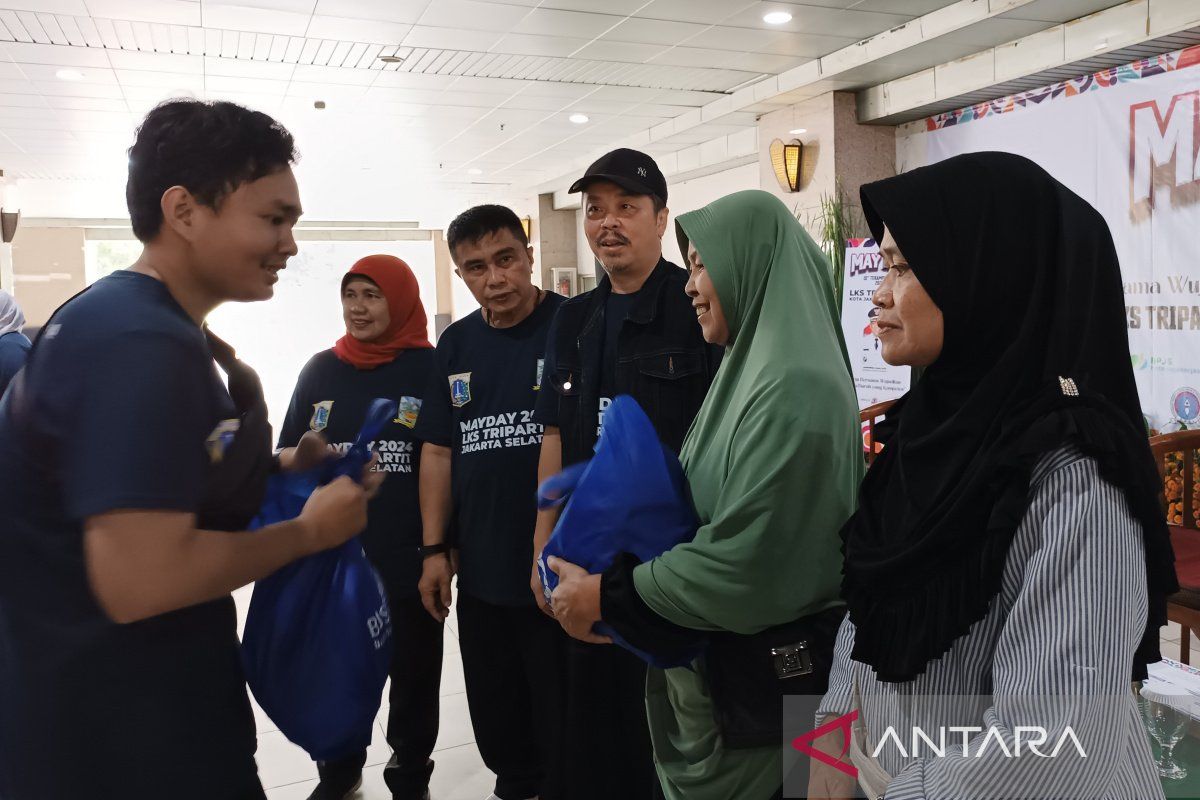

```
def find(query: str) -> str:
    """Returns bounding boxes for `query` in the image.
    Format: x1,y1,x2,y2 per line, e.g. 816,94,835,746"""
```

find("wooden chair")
859,400,896,466
1148,429,1200,664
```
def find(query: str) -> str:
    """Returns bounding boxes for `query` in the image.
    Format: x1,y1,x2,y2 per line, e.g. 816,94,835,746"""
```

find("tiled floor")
234,586,494,800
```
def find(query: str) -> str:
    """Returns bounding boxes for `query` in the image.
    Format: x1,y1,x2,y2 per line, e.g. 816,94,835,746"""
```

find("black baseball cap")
569,148,668,204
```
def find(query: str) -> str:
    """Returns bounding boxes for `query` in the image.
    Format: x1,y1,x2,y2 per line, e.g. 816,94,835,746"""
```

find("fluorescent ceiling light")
569,113,589,124
763,11,793,25
789,128,807,134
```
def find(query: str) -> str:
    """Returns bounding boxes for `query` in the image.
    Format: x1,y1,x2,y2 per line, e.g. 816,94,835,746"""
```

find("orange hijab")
333,255,433,369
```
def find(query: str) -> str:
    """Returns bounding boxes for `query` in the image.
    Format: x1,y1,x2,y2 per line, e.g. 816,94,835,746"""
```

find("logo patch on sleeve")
310,400,334,431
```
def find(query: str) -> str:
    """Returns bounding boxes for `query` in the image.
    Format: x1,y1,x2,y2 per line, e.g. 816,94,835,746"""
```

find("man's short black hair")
651,195,666,214
126,99,298,243
446,204,529,262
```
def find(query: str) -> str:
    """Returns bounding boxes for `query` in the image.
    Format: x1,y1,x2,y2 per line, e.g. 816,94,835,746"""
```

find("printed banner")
841,238,911,409
920,45,1200,432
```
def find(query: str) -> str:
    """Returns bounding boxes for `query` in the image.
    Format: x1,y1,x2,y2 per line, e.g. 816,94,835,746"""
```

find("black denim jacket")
547,258,721,467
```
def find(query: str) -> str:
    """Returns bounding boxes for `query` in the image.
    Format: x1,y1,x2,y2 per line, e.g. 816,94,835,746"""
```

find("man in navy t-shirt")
414,205,565,800
0,100,378,800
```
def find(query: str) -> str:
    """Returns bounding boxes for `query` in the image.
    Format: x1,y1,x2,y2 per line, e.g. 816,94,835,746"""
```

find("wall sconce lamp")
521,216,532,240
0,172,17,243
770,138,803,192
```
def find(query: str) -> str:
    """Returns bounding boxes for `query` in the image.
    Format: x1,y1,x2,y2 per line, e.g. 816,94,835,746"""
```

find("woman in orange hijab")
278,255,440,800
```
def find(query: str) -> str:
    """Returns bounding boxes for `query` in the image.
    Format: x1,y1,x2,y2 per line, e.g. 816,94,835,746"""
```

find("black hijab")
841,152,1176,683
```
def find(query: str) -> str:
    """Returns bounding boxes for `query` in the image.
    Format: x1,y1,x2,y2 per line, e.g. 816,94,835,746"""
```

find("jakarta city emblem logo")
449,373,472,408
310,400,334,432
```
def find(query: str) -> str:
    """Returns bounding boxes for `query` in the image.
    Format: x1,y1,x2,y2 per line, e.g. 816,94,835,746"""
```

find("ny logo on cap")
637,167,647,177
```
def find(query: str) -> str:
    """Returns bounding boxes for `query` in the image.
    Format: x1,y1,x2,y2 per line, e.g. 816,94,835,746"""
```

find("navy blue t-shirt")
0,271,260,798
278,347,433,593
0,330,30,398
413,293,563,607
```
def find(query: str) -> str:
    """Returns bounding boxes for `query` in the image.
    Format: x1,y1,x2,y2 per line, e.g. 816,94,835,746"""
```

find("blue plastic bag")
241,398,396,762
537,395,702,668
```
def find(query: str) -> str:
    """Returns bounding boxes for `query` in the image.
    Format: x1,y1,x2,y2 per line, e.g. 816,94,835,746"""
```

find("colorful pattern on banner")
920,44,1200,432
926,44,1200,131
841,238,911,412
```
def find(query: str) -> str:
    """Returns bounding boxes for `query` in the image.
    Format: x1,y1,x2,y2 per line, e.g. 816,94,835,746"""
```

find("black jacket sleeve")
601,552,708,661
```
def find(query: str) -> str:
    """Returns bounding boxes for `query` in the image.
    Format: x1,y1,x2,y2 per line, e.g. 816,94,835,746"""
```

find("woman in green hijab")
548,189,862,800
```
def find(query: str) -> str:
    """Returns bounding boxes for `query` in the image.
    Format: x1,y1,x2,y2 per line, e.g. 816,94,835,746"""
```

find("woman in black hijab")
810,152,1175,799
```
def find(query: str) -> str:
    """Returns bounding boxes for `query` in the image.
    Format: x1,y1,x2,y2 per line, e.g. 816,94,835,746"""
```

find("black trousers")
317,573,443,800
562,638,657,800
456,591,566,800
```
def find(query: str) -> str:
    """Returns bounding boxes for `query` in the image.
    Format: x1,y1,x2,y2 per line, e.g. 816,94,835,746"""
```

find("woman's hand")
277,431,333,473
547,556,611,645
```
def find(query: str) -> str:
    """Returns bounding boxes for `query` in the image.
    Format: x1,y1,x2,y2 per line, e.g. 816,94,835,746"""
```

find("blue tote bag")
537,395,702,668
241,398,396,761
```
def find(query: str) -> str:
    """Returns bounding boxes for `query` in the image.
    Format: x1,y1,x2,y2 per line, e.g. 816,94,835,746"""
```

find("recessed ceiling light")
569,113,590,124
763,11,792,25
468,168,483,175
313,100,326,109
789,128,807,135
55,69,83,81
378,55,404,63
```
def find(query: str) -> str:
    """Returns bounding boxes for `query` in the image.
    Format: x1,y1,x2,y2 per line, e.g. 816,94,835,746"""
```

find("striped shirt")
819,448,1163,799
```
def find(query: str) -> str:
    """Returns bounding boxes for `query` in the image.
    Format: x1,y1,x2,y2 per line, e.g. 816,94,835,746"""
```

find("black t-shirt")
413,293,563,607
277,347,433,593
0,271,261,797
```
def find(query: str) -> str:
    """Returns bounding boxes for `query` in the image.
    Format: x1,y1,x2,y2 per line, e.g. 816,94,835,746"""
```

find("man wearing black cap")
531,149,720,798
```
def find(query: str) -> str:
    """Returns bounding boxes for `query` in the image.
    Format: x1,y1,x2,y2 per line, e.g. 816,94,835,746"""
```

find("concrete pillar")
536,192,579,295
431,229,454,338
758,91,895,240
10,227,86,326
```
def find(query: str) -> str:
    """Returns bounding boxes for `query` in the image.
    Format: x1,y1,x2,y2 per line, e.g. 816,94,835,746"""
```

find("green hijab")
632,189,862,633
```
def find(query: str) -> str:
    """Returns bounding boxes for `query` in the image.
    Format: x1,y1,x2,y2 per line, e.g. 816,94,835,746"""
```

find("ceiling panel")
203,55,296,79
286,81,369,100
310,0,431,23
496,32,591,57
604,17,711,45
201,4,310,36
114,69,206,89
1000,0,1126,24
758,30,860,56
720,3,914,39
846,0,957,13
513,8,624,38
415,0,529,32
43,95,128,112
289,64,377,85
305,16,413,45
635,0,759,25
0,41,111,67
936,17,1053,48
0,1,90,12
84,0,202,26
204,74,288,94
203,0,315,12
573,40,667,63
403,26,505,51
34,80,125,99
106,50,203,74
